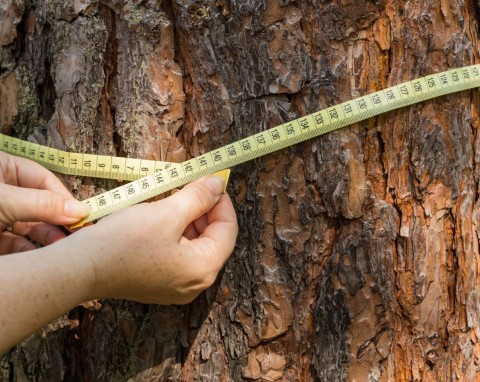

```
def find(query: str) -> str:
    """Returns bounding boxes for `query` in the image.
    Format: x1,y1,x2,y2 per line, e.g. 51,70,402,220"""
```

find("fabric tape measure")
1,64,479,228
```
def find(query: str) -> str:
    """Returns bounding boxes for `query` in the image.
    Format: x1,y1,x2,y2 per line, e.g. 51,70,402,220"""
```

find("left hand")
0,152,90,254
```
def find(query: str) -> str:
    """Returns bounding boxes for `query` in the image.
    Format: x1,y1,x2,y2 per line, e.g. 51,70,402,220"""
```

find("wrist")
46,230,99,303
66,225,124,301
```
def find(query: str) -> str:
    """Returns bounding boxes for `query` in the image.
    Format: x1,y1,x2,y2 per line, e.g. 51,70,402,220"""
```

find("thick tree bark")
1,0,480,381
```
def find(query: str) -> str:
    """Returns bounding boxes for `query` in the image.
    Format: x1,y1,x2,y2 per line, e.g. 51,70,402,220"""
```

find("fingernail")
64,200,91,218
204,175,226,196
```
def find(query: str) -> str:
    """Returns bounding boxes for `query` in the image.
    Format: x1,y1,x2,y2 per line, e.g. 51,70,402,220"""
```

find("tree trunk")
1,0,480,381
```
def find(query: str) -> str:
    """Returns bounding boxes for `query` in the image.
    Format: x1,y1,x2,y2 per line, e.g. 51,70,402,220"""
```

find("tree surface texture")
1,0,480,381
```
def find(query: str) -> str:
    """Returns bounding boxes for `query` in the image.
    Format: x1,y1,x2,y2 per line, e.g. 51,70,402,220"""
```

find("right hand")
69,174,238,304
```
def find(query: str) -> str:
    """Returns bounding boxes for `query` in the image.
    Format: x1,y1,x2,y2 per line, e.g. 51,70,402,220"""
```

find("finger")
165,175,226,230
28,224,67,245
183,222,199,240
2,152,73,199
0,183,90,225
183,214,209,240
193,214,209,235
181,194,238,269
0,232,36,255
12,222,67,246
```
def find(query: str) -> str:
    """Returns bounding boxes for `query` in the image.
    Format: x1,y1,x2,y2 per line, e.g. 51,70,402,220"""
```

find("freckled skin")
0,152,238,353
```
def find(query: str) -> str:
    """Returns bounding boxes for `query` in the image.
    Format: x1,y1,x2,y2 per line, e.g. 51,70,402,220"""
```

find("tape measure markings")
81,65,480,224
1,65,479,227
0,135,174,181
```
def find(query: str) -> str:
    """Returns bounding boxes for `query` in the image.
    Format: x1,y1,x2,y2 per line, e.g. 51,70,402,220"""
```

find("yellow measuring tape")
1,64,479,228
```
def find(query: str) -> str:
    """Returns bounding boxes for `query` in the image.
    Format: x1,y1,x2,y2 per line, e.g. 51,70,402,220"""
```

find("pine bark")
1,0,480,381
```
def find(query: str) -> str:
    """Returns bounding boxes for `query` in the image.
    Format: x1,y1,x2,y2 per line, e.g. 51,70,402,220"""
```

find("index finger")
1,152,73,199
181,194,238,269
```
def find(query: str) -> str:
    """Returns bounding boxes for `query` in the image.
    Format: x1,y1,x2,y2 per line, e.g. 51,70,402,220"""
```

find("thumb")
165,174,226,228
0,184,90,225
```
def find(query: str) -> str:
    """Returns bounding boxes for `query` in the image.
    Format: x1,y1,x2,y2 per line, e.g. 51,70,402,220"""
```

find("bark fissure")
95,3,118,155
1,0,480,381
472,0,480,37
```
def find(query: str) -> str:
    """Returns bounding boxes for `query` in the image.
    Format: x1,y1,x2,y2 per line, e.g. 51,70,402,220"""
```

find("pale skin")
0,152,238,353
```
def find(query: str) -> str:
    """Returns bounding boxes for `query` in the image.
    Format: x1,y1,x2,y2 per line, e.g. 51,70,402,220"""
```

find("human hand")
67,174,238,305
0,152,90,254
0,160,237,353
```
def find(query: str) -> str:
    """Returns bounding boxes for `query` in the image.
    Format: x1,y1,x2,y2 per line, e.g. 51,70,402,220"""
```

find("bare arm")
0,153,237,353
0,239,94,352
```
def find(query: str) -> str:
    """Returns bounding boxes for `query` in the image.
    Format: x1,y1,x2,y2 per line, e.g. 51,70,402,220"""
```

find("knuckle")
191,266,219,292
0,185,14,224
13,236,33,253
19,241,34,252
175,273,216,305
199,272,218,290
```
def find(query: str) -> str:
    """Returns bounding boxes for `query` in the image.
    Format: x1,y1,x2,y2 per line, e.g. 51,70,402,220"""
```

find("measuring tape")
1,64,479,228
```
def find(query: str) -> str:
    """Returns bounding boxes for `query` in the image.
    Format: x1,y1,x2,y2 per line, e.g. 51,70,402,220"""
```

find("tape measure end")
70,218,87,230
214,169,231,193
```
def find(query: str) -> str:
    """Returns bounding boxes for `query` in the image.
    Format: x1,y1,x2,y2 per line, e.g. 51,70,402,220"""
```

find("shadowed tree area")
1,0,480,380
